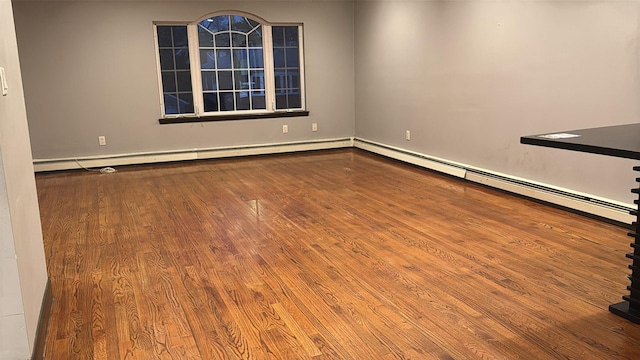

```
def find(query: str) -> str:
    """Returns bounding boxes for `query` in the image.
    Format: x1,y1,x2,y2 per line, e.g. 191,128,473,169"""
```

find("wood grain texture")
36,149,640,359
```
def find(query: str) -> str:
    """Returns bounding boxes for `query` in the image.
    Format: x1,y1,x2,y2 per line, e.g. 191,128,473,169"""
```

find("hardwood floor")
36,149,640,359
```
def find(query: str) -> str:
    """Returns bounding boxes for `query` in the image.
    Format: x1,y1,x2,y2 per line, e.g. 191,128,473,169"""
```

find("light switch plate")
0,67,7,96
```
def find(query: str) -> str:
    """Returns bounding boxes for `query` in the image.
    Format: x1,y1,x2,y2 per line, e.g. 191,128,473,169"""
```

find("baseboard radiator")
32,136,634,224
354,138,634,224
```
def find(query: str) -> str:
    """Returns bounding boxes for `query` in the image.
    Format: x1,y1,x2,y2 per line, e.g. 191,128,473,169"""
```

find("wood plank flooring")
36,149,640,359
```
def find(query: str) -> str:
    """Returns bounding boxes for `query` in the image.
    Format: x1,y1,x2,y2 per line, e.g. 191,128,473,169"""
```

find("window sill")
159,110,309,124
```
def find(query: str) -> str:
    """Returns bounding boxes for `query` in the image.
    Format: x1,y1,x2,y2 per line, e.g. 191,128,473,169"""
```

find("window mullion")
262,25,275,112
188,23,203,116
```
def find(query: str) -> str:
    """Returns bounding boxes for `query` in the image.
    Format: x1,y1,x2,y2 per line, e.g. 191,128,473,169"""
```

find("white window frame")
153,13,306,120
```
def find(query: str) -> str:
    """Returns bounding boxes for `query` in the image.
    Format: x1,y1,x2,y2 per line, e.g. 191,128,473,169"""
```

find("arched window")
154,12,305,121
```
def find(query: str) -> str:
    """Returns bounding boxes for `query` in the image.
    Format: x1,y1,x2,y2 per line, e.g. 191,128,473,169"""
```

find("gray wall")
0,0,48,357
13,1,355,159
355,0,639,204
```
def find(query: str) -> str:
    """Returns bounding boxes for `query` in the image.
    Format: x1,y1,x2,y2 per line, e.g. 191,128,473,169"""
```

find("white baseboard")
33,138,354,172
354,138,635,224
354,139,467,178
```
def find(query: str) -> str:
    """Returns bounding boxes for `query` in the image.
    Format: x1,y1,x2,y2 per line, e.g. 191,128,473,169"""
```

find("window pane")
159,49,174,70
274,69,285,89
174,49,190,69
219,92,235,111
215,33,230,47
287,69,299,88
178,93,194,113
164,94,179,114
247,18,260,29
172,27,188,47
249,49,263,68
161,72,176,92
248,28,262,47
250,70,264,90
218,71,233,90
176,71,192,91
200,50,216,69
232,33,246,47
233,49,248,68
272,26,284,46
203,92,218,112
201,16,229,33
157,26,172,47
201,72,217,91
198,28,214,47
273,48,285,68
287,93,301,108
275,94,287,109
285,26,298,46
236,92,250,110
216,49,232,69
252,92,266,109
234,70,249,90
231,16,256,33
285,48,299,67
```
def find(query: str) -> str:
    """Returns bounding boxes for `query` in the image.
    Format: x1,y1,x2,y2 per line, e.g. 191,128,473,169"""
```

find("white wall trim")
354,138,467,178
354,138,635,224
33,137,354,172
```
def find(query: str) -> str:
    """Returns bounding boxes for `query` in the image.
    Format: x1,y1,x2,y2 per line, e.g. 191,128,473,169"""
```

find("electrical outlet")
406,130,411,141
282,125,288,134
98,136,106,146
312,123,318,132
